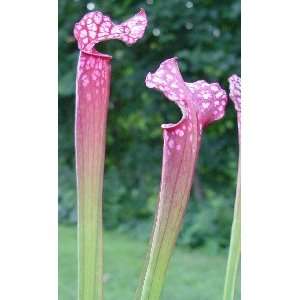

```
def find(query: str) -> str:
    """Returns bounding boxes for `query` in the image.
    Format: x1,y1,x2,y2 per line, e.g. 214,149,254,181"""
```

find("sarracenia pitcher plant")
223,75,241,300
74,10,147,300
136,58,228,300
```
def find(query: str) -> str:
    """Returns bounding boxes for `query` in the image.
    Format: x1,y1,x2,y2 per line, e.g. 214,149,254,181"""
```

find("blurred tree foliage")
59,0,240,249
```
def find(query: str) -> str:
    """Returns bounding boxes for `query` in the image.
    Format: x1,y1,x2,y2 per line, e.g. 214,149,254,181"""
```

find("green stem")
223,158,241,300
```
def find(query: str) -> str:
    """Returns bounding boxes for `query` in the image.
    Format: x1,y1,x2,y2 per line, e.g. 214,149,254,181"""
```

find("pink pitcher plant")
135,58,228,300
223,74,241,300
74,10,147,300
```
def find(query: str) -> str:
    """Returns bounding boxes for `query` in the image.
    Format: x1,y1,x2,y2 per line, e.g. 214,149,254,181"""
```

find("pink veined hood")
228,74,241,140
74,9,148,55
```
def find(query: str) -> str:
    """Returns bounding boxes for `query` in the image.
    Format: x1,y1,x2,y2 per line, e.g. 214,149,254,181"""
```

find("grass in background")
59,226,240,300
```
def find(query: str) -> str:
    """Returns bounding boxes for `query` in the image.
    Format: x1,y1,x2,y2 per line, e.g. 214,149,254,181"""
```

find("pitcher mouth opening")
83,48,112,60
161,102,187,130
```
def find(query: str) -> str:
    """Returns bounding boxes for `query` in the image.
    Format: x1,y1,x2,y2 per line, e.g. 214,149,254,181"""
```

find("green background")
59,226,240,300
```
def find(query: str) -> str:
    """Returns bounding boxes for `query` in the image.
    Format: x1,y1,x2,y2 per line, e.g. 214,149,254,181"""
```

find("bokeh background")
59,0,240,299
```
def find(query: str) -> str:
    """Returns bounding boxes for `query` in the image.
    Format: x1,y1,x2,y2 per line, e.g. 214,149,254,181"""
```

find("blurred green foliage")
59,225,241,300
59,0,240,249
